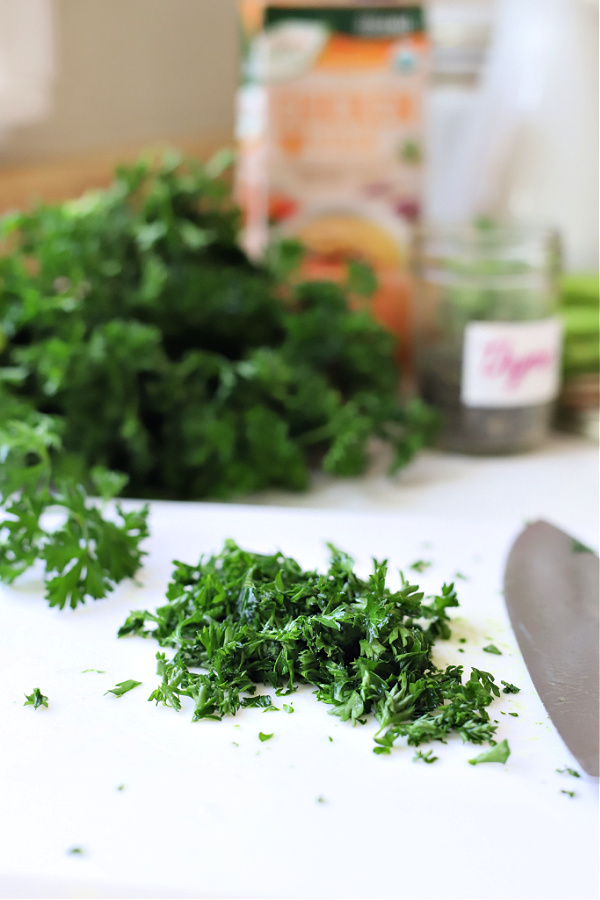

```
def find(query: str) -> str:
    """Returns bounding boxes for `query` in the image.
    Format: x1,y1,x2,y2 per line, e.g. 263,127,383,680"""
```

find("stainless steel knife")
504,520,599,777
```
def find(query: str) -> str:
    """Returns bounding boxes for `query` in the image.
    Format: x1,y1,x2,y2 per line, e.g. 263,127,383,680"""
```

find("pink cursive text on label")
480,339,555,390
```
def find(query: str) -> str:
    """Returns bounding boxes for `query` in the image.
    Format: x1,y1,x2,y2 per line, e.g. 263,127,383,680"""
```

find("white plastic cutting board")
1,504,598,900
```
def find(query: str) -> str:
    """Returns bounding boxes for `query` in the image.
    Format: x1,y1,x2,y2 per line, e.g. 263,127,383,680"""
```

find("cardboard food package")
236,0,430,370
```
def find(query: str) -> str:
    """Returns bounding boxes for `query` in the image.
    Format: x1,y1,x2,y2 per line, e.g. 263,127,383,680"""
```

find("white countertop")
1,432,598,900
243,432,599,545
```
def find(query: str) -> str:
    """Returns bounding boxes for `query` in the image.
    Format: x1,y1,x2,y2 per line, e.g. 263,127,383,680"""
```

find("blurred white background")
0,0,597,269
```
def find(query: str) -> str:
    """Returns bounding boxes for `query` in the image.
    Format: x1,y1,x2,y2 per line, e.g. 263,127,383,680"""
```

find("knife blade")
504,520,599,777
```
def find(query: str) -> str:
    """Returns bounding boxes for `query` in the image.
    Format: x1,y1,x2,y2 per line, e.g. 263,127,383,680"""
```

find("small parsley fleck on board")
104,680,142,697
468,739,511,765
241,695,274,709
283,704,294,714
571,538,594,554
316,796,326,804
501,681,520,694
410,560,432,573
67,847,84,856
483,644,502,655
413,749,438,764
116,784,125,791
561,790,576,798
82,669,105,674
258,732,274,742
24,688,48,709
557,767,580,778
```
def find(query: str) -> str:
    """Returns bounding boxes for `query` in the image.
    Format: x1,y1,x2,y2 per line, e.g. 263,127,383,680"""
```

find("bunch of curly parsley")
0,150,436,607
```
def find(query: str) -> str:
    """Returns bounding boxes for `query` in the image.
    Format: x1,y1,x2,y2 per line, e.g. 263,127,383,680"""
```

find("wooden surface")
0,134,232,214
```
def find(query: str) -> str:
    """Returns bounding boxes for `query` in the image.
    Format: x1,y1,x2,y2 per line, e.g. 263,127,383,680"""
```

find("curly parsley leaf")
346,259,378,298
241,695,275,709
571,538,594,554
410,560,432,573
414,749,438,764
104,680,142,698
24,687,48,709
468,739,511,765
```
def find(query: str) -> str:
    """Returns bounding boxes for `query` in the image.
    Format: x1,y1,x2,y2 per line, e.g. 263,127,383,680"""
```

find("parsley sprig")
120,540,502,755
0,413,149,608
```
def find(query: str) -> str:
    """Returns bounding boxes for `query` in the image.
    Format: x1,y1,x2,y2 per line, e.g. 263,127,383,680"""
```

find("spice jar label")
461,317,563,408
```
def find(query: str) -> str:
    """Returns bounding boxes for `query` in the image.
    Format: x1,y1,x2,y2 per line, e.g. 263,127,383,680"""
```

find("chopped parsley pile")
119,540,505,756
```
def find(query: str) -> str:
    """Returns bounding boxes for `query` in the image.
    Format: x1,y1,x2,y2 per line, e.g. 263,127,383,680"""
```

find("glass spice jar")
413,223,563,454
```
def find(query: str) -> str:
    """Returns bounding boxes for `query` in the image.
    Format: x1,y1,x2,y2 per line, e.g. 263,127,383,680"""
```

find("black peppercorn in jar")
413,223,563,454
